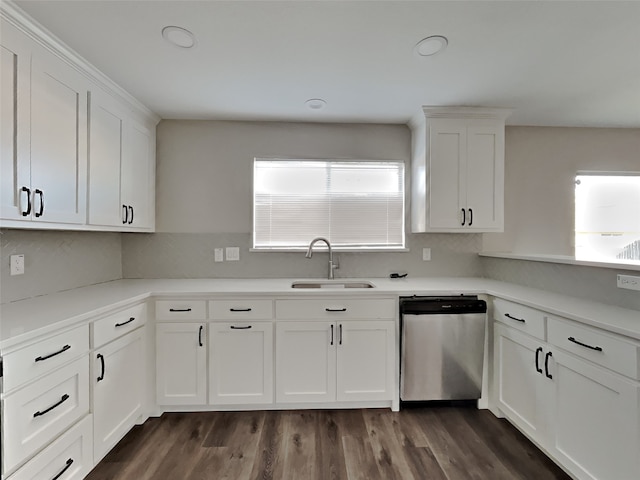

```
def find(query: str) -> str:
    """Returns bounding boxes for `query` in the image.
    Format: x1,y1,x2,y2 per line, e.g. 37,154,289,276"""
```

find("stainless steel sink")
291,280,375,289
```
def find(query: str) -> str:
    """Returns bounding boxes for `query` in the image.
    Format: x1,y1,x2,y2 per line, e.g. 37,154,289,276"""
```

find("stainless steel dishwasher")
400,296,487,402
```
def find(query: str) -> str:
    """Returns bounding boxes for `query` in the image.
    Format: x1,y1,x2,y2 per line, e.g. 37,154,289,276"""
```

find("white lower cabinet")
92,328,145,463
209,322,273,405
156,322,207,405
8,415,93,480
275,320,395,404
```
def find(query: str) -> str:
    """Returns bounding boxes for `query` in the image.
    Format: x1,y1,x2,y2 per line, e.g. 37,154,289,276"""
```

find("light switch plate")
214,248,224,262
10,254,25,275
226,247,240,261
422,248,431,261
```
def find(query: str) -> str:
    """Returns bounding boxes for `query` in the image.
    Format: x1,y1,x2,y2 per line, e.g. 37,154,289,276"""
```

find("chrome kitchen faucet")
305,237,338,279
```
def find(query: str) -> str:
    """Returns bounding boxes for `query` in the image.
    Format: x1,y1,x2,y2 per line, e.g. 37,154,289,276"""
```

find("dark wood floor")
87,407,570,480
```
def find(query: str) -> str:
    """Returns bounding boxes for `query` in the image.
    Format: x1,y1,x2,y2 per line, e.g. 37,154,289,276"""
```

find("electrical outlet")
422,248,431,261
226,247,240,261
214,248,224,262
617,274,640,291
10,254,25,275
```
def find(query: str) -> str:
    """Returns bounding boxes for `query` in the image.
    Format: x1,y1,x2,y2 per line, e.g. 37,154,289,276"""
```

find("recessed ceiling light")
162,26,196,49
415,35,448,57
305,98,327,110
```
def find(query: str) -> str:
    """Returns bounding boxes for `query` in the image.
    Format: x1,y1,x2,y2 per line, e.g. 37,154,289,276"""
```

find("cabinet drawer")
547,315,640,379
2,325,89,393
209,299,273,320
276,298,396,320
7,415,93,480
93,303,146,348
493,298,545,340
2,356,90,475
156,300,206,320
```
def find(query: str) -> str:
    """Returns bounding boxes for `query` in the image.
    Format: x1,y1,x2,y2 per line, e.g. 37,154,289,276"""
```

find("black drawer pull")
169,308,192,312
115,317,135,327
535,347,543,374
325,308,347,312
468,208,473,226
97,353,105,382
330,324,334,345
544,351,553,379
128,205,134,224
568,336,603,352
339,324,343,345
35,189,44,217
461,208,466,226
35,344,71,362
505,313,526,323
51,458,74,480
230,308,252,312
33,394,69,417
198,325,203,347
21,186,31,216
230,325,252,330
122,205,128,224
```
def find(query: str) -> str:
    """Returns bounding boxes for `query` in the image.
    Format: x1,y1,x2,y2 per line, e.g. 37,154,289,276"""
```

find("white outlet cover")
617,274,640,291
214,248,224,262
422,248,431,261
10,254,25,275
226,247,240,261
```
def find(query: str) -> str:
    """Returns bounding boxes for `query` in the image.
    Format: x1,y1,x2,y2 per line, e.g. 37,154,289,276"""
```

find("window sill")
250,247,410,253
479,252,640,272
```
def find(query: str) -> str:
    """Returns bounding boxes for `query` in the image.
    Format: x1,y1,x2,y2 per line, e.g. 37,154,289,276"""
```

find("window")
575,173,640,264
253,159,405,250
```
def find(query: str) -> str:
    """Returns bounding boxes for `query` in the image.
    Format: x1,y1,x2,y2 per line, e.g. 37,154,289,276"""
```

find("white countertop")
1,277,639,350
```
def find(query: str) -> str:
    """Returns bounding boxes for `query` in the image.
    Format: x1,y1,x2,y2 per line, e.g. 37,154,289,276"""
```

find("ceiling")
12,0,640,127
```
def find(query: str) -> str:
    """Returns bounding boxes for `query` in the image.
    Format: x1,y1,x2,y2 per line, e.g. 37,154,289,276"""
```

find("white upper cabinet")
410,107,510,233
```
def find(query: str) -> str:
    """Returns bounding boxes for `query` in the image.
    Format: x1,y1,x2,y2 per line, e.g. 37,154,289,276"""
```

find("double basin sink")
291,280,375,289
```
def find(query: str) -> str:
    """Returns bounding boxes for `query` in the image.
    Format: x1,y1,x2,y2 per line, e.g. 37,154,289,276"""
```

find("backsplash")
481,256,640,311
122,232,483,280
0,229,122,304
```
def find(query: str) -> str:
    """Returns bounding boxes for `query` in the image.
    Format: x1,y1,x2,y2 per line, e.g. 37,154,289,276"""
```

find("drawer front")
8,415,93,480
3,356,90,475
156,300,206,321
493,298,545,340
3,325,89,393
548,315,640,379
93,303,146,348
209,299,273,320
276,298,396,320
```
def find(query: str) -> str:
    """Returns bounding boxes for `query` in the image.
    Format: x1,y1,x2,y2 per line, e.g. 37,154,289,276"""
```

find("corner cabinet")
410,107,511,233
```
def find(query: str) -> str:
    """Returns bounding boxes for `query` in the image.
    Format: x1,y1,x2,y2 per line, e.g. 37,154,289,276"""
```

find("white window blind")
253,159,405,249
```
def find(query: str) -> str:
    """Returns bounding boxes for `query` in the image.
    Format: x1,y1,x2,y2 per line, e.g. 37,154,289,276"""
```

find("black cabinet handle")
115,317,135,327
33,394,69,418
21,186,31,216
230,308,252,312
97,353,105,382
339,324,343,345
35,189,44,217
535,347,543,374
330,324,334,345
122,205,128,224
169,308,192,312
505,313,526,323
544,351,553,379
51,458,74,480
198,325,203,347
325,308,347,312
568,336,603,352
128,205,134,224
468,208,473,226
35,344,71,362
230,325,252,330
461,208,466,226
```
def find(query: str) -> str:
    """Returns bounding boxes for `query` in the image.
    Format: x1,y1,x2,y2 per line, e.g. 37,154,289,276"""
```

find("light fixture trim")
162,26,196,49
305,98,327,110
415,35,448,57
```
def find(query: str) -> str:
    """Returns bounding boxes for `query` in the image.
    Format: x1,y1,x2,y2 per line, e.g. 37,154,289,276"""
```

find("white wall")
483,127,640,255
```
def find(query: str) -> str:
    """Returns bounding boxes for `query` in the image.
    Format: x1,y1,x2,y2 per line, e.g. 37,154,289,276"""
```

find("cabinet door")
30,46,87,224
465,125,504,230
428,120,466,229
550,350,639,480
336,321,394,402
209,322,273,405
1,20,31,221
121,118,154,229
494,324,549,441
156,323,207,405
275,321,336,403
93,328,144,463
88,88,125,227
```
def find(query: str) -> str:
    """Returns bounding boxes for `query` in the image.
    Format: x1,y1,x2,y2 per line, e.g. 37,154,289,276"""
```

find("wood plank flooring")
86,407,570,480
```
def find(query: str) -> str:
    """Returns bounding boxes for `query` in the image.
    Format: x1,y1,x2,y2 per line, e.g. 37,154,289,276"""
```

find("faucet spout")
305,237,337,279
